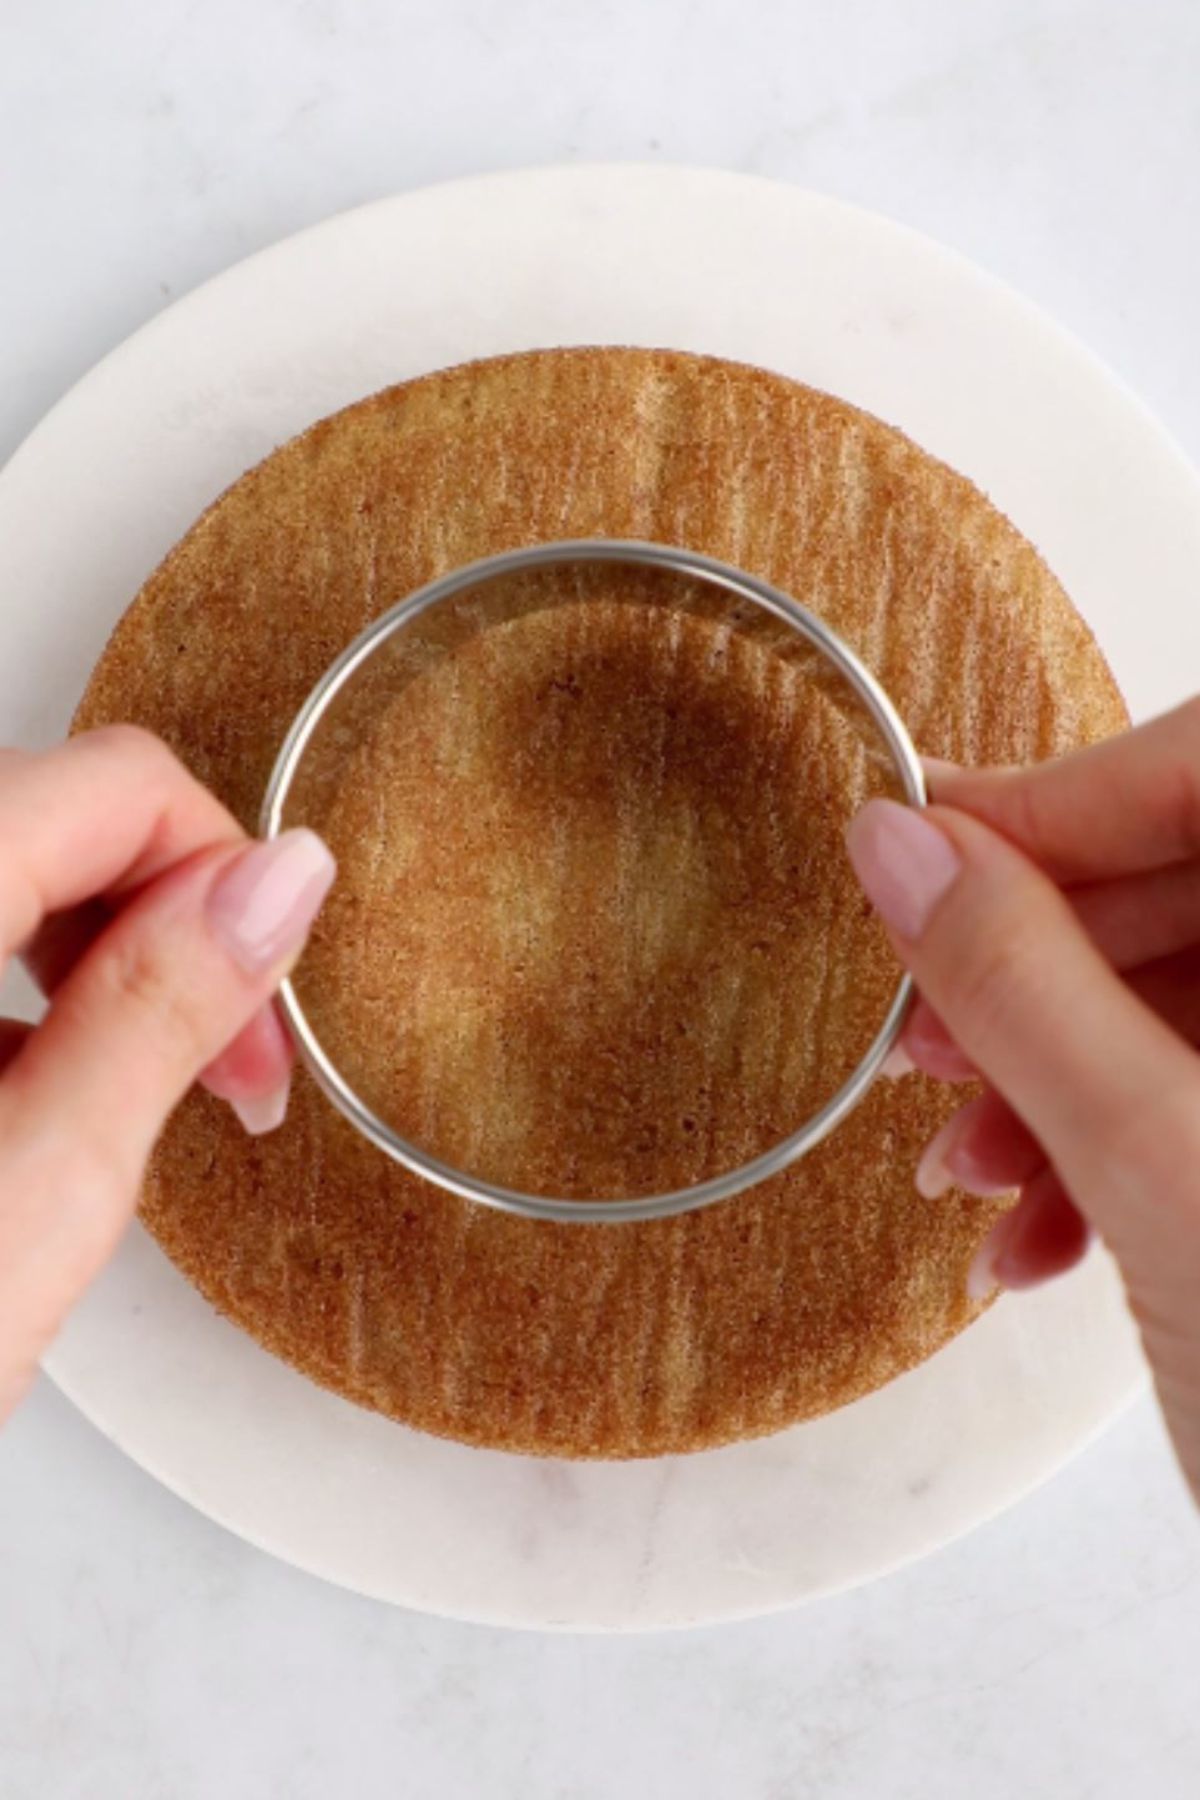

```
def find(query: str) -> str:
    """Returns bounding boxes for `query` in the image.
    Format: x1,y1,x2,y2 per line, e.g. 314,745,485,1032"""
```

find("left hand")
0,726,334,1421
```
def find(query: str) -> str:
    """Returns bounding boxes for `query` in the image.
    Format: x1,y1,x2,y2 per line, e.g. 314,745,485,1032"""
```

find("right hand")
847,700,1200,1504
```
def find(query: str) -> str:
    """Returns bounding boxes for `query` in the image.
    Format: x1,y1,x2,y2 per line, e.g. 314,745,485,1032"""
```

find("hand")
847,700,1200,1503
0,727,334,1422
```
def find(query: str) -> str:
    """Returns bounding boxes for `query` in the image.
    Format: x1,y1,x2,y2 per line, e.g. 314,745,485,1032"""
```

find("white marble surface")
1,1,1199,1794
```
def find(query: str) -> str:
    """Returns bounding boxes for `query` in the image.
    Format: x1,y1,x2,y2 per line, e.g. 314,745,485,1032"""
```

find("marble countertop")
2,2,1199,1795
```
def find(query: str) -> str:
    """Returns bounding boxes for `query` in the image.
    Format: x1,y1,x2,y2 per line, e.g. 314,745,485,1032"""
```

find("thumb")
846,799,1200,1272
0,829,334,1360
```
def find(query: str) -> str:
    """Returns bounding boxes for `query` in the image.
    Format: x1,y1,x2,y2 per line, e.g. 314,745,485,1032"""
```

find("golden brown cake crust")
73,347,1128,1457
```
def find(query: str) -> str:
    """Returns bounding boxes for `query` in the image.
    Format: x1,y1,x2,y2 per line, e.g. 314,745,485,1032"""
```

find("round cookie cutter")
261,538,925,1224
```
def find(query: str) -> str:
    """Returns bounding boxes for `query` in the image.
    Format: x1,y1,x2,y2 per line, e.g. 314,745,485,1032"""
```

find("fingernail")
966,1220,1009,1301
846,800,962,940
231,1075,291,1137
917,1100,1022,1201
916,1114,960,1198
208,830,336,974
880,1041,916,1079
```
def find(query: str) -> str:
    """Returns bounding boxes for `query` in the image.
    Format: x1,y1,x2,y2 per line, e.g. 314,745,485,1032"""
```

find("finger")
846,799,1200,1257
8,733,291,1131
0,830,334,1394
0,727,242,956
1070,860,1200,970
900,944,1200,1088
925,699,1200,881
20,899,111,992
0,1020,32,1074
892,862,1200,1081
892,997,977,1082
1126,945,1200,1043
967,1170,1092,1298
8,829,333,1174
19,897,294,1129
893,892,1200,1089
915,825,1200,975
915,1091,1046,1199
200,1003,295,1134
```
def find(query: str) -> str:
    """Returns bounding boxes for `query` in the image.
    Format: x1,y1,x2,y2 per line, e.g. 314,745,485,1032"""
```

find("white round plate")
1,166,1195,1631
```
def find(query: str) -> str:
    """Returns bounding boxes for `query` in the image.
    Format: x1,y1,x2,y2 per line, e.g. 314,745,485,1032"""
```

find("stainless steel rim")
260,538,925,1223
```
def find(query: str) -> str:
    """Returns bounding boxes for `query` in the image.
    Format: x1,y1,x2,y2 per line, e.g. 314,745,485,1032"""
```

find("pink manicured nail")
964,1216,1014,1303
846,800,962,940
208,830,336,974
231,1076,291,1137
880,1041,916,1079
916,1101,1024,1201
965,1207,1047,1301
916,1115,961,1199
967,1222,1008,1301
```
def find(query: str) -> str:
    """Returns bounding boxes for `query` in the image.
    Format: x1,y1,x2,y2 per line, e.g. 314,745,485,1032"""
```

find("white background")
2,2,1199,1796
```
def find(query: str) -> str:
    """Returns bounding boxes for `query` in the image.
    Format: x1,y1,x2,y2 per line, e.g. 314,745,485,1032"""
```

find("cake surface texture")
74,347,1127,1456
